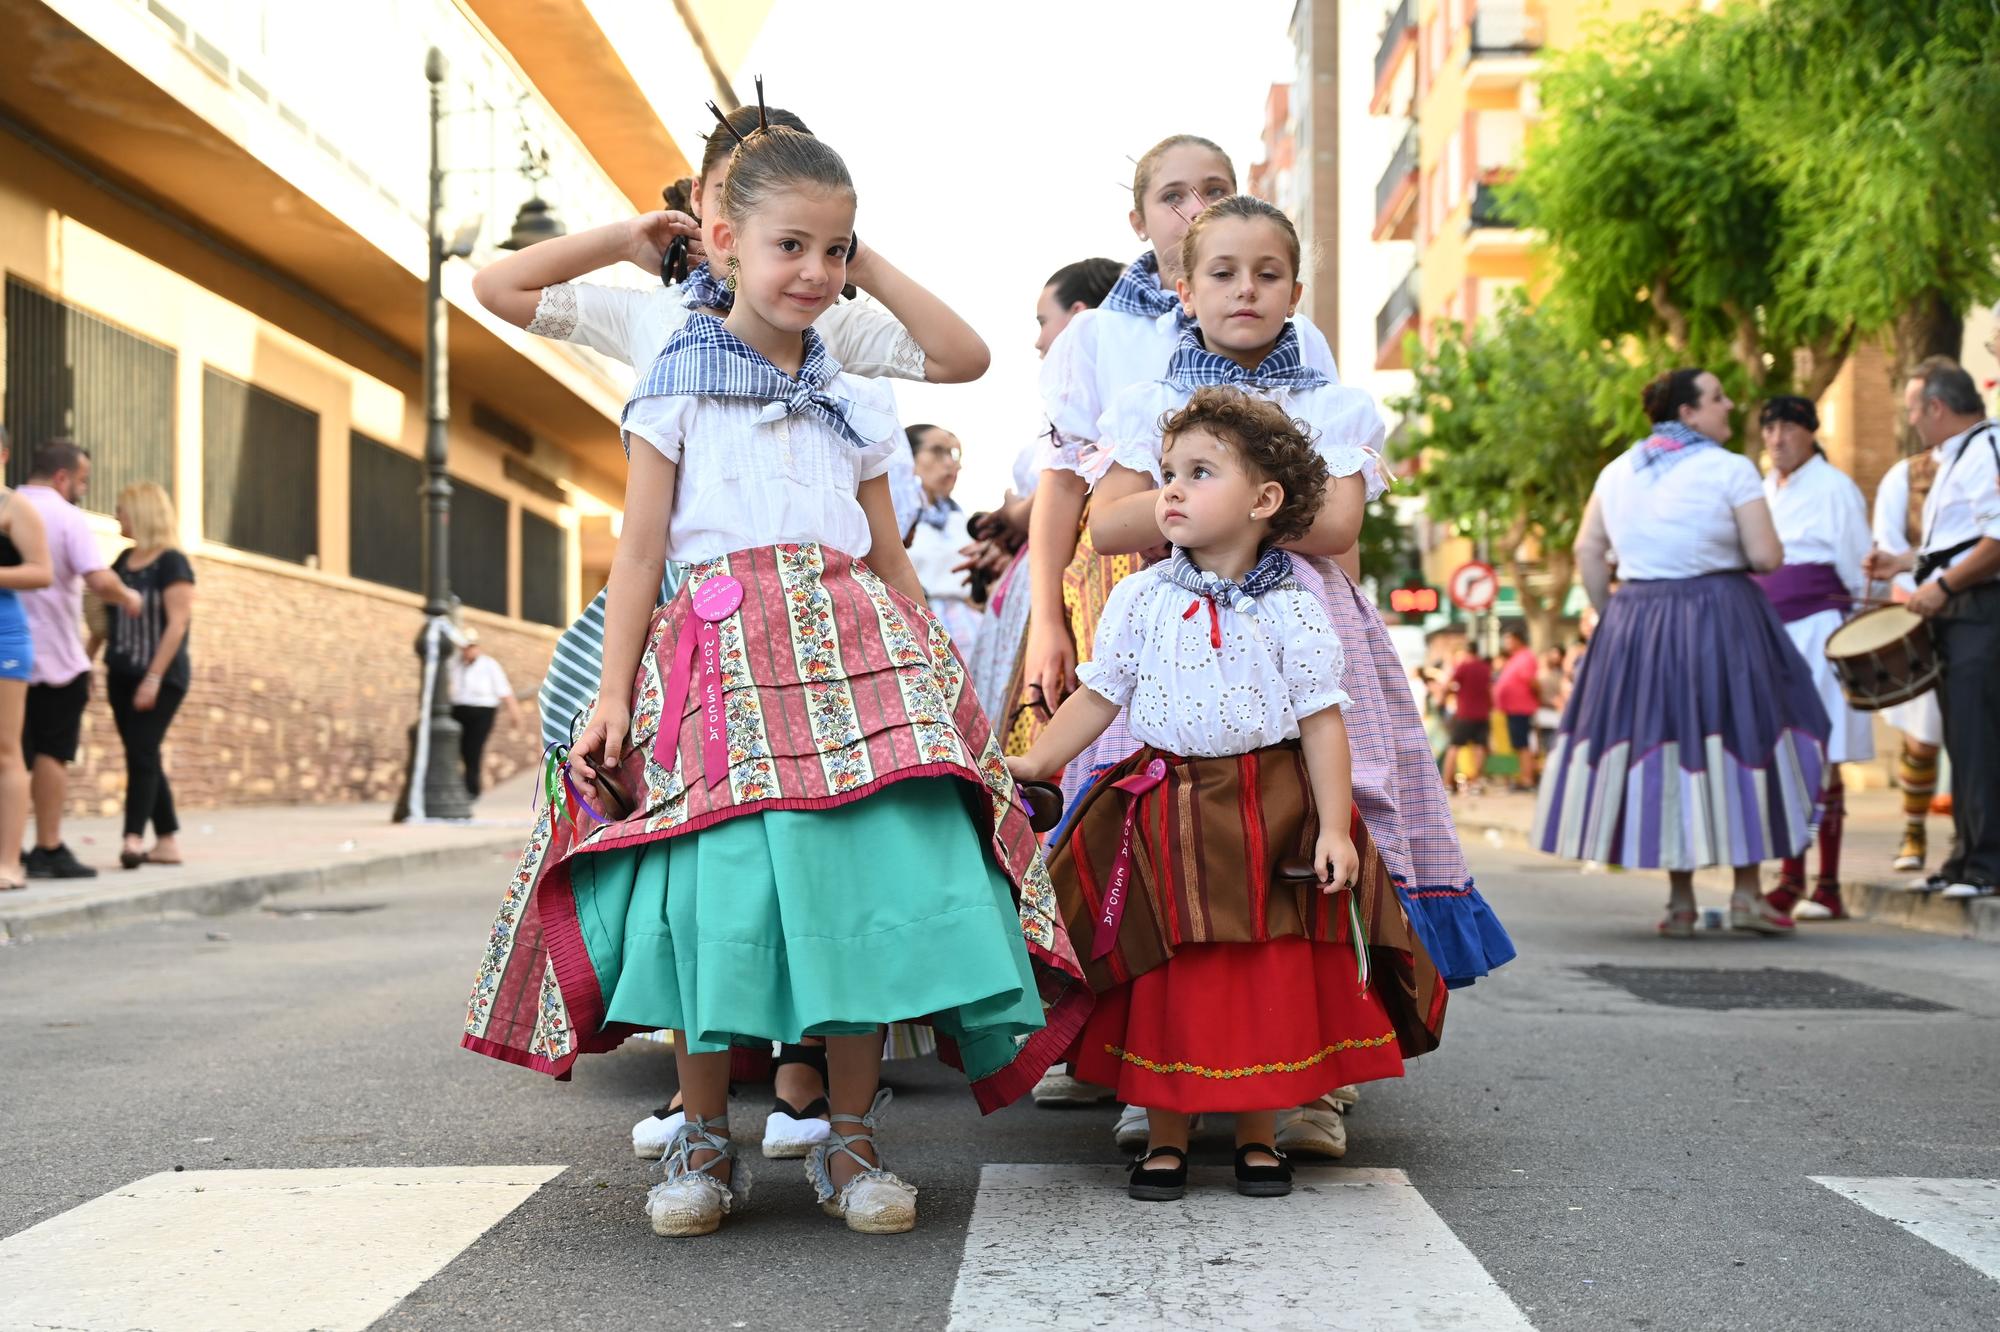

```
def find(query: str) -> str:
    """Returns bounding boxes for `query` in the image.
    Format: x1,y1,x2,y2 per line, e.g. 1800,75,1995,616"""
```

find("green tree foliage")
1731,0,2000,374
1391,294,1627,648
1506,8,1859,409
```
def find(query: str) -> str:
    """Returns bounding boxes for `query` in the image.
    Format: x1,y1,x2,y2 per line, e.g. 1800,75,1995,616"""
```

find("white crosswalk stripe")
0,1166,564,1332
1813,1177,2000,1284
946,1165,1534,1331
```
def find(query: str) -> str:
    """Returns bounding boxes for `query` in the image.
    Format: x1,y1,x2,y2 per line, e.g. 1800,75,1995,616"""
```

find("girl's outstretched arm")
846,243,990,384
470,213,698,328
1087,463,1164,556
574,441,675,769
1282,471,1366,560
1005,687,1120,785
1025,467,1087,706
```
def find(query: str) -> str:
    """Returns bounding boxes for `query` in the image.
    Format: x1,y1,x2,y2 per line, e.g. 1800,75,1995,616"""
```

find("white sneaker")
645,1117,747,1238
762,1097,832,1159
806,1088,916,1234
1033,1068,1114,1107
1275,1095,1349,1160
1941,881,1997,899
632,1100,685,1160
1112,1103,1150,1153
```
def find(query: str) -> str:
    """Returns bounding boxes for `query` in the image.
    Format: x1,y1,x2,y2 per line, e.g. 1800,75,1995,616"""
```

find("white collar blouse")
1075,562,1352,759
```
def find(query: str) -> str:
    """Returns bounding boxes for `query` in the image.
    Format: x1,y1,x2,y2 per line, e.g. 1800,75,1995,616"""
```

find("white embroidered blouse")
1076,563,1352,758
620,377,904,564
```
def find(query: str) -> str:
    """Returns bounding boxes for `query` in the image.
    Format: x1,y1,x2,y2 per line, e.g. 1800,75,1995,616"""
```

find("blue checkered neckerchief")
1634,420,1721,474
1166,323,1327,391
625,314,865,447
916,494,961,530
1159,546,1294,617
1100,251,1183,321
677,261,733,313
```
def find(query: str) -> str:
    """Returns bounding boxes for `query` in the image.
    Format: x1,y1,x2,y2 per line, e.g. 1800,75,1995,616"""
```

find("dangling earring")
725,255,740,293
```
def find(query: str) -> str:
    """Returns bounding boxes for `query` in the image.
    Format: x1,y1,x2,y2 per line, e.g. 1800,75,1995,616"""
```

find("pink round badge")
692,575,744,623
1144,759,1168,781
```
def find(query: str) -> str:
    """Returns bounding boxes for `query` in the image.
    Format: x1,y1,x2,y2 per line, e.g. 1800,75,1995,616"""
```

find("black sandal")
1127,1145,1188,1201
1233,1143,1293,1197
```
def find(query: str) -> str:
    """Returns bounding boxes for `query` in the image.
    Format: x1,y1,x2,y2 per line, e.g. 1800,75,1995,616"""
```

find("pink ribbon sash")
653,575,743,790
1092,758,1169,960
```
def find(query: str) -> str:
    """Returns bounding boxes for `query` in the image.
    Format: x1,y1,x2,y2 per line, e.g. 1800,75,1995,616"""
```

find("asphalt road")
3,836,1996,1331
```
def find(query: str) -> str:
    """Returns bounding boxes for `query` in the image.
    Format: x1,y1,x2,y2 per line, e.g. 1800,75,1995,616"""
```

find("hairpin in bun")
705,100,743,144
755,75,767,131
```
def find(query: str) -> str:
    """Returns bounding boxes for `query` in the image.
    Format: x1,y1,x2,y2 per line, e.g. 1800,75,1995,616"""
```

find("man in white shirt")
447,631,519,799
1866,357,2000,898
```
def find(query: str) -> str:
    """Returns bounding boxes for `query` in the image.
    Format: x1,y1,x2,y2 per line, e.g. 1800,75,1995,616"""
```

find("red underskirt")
1069,938,1405,1113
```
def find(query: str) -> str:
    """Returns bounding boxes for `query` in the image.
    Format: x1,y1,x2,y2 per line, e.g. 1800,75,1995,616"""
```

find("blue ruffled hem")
1396,881,1516,989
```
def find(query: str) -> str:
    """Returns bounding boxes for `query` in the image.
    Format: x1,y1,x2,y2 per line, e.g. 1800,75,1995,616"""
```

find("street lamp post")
395,46,472,823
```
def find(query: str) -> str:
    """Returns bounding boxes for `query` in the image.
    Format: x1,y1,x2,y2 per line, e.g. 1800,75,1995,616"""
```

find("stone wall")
66,554,555,818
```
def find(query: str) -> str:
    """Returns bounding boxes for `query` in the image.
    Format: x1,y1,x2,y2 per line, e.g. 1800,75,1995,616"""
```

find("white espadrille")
632,1099,685,1160
805,1088,916,1235
1275,1094,1349,1160
645,1115,748,1238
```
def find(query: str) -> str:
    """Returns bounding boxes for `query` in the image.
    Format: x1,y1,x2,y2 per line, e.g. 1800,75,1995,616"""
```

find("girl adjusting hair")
1008,388,1446,1202
460,122,1085,1241
473,93,990,1159
1087,194,1514,1160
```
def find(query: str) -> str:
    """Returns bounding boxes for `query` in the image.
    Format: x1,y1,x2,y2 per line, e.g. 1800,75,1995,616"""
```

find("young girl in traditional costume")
1009,387,1445,1201
1086,196,1514,1156
472,97,988,1165
1023,136,1340,1129
460,120,1084,1239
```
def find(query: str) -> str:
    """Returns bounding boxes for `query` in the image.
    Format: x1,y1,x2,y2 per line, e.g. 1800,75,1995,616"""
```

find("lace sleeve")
525,283,580,340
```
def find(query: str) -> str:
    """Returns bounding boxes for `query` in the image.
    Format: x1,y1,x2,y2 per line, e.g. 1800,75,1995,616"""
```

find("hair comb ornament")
705,100,744,144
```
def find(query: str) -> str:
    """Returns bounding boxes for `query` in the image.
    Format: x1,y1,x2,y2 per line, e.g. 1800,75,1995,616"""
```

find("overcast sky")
736,0,1303,508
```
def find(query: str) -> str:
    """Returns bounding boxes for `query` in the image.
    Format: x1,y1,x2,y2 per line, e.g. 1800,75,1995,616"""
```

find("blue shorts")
0,593,31,683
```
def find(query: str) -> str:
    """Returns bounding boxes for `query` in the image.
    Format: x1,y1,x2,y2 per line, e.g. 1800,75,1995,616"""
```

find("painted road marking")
1813,1176,2000,1284
0,1165,564,1332
947,1165,1533,1331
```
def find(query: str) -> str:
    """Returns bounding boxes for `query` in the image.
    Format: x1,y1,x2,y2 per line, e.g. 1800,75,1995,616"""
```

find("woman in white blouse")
1534,368,1830,937
1749,396,1871,919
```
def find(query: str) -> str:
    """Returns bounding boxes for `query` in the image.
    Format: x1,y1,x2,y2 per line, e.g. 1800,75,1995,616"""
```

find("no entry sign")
1448,560,1498,613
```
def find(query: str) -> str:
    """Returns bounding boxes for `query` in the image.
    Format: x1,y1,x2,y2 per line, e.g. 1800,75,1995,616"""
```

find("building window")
202,368,319,564
518,510,566,627
348,432,422,593
450,477,509,616
3,277,177,516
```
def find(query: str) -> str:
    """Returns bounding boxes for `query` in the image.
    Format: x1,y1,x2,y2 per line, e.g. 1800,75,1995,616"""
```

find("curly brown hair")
1160,386,1329,546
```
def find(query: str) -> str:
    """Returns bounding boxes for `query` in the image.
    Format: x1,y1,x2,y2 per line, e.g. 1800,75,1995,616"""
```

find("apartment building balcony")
1373,122,1420,242
1370,0,1417,115
1464,181,1534,258
1465,0,1545,94
1375,268,1421,371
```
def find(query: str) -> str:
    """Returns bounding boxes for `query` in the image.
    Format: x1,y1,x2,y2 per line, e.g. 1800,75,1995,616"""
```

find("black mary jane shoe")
1127,1145,1188,1202
1233,1144,1294,1198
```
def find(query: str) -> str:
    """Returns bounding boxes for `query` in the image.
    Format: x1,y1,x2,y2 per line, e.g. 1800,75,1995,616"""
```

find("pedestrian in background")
96,483,194,869
447,630,518,799
19,440,140,880
1535,368,1829,936
1440,644,1492,795
1493,625,1541,792
1751,396,1871,919
0,426,52,890
905,424,982,646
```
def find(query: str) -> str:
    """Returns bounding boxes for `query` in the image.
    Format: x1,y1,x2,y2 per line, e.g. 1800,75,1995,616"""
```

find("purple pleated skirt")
1533,572,1831,870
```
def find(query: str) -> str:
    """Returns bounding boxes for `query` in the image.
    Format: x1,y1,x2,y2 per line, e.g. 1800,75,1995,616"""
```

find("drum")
1824,605,1939,711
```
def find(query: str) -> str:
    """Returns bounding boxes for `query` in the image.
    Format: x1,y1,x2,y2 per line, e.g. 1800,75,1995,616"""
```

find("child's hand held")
1315,831,1359,896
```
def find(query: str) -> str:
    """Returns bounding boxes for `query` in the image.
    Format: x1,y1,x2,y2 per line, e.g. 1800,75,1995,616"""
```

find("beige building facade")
0,0,767,814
